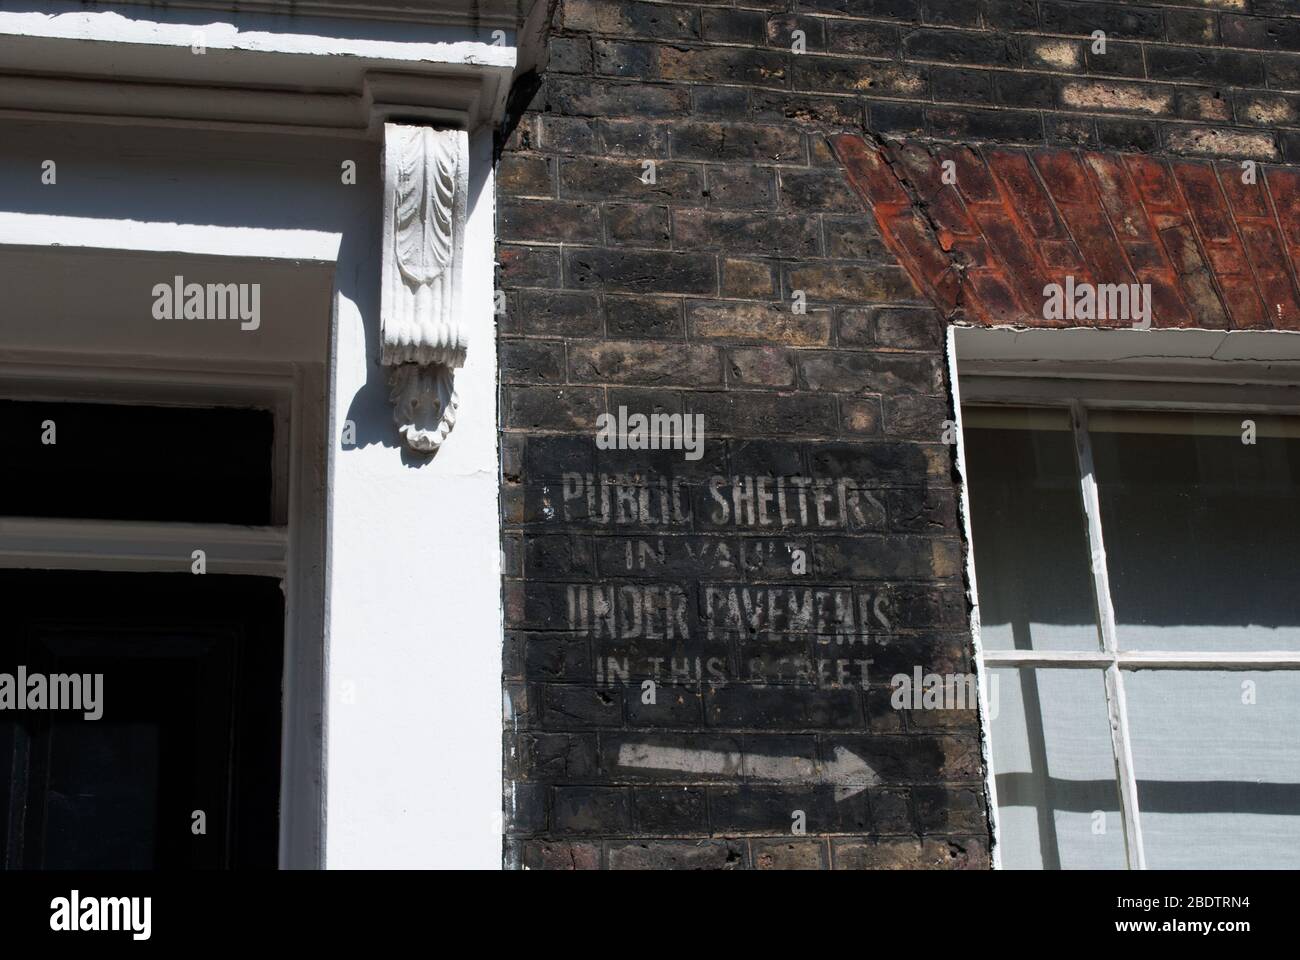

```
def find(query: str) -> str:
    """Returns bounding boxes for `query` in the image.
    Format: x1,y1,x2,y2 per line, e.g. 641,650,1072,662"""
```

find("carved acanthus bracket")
381,123,469,453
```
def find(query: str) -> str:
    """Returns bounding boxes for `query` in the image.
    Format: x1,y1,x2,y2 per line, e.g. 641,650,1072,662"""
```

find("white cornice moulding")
365,72,499,131
37,0,535,30
0,6,518,133
381,123,469,454
0,68,512,135
0,7,521,62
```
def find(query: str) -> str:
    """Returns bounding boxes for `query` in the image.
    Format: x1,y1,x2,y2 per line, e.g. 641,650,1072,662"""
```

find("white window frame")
949,326,1300,870
0,354,327,868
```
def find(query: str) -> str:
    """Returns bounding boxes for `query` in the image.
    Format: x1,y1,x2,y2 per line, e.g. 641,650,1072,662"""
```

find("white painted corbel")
381,123,469,453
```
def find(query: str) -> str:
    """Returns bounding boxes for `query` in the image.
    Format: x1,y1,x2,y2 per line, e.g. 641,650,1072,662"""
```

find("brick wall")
497,0,1300,869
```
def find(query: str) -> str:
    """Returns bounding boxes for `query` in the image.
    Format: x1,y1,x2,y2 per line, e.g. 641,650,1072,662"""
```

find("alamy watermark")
1043,276,1152,329
152,275,261,330
0,667,102,720
50,891,150,940
890,666,980,711
595,406,705,461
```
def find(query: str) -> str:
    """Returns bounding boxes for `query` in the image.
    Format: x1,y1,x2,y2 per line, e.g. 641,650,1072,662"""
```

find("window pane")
42,722,160,869
0,399,275,525
1126,670,1300,868
1,569,284,869
989,667,1127,869
964,407,1099,651
1091,411,1300,651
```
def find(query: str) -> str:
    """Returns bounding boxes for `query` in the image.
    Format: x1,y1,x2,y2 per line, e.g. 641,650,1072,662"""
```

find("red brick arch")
832,134,1300,332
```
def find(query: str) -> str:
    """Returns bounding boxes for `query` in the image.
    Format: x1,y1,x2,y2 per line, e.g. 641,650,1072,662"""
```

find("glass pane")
2,569,285,869
1127,670,1300,869
1091,411,1300,651
964,406,1099,651
42,723,160,869
989,667,1127,869
0,399,275,525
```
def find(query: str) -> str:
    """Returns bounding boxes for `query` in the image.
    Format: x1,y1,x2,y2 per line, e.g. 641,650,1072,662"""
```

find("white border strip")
946,324,1003,869
0,7,515,65
983,649,1300,669
0,214,342,262
0,517,287,575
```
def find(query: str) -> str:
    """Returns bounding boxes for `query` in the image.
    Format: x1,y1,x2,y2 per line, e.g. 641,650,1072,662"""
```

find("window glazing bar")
982,650,1300,668
1071,401,1147,870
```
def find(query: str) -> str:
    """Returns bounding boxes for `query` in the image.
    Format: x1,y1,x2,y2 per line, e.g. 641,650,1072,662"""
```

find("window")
1,570,283,869
1,399,275,524
0,362,323,868
961,392,1300,870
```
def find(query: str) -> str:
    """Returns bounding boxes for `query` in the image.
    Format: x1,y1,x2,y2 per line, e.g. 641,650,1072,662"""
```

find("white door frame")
0,1,525,868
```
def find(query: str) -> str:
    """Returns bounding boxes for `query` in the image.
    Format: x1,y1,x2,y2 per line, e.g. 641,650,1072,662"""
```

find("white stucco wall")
0,115,504,867
325,126,503,868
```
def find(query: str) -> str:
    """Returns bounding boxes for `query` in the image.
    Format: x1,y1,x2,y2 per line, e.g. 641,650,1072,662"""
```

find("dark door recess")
1,570,284,870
